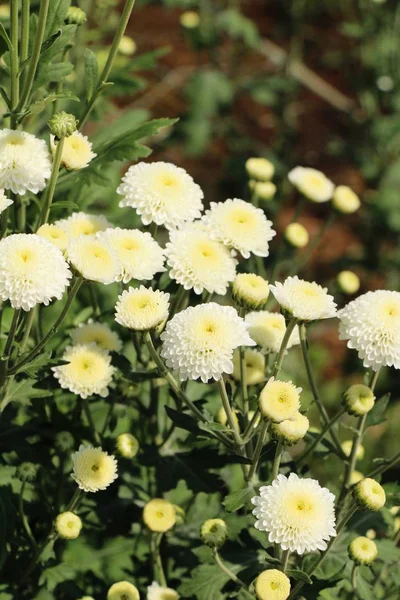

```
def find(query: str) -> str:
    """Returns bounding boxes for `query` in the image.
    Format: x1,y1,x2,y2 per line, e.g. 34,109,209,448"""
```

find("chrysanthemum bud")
343,384,375,416
48,112,78,140
270,411,309,446
55,431,75,453
284,222,309,248
349,470,364,485
354,478,386,511
200,518,228,548
66,6,87,25
79,597,95,600
232,273,270,310
16,462,38,482
107,581,140,600
118,35,137,56
249,180,277,201
55,511,82,539
254,569,291,600
116,433,139,459
332,185,361,214
216,406,239,429
366,528,376,539
337,270,360,295
246,157,275,182
180,10,200,28
341,440,365,460
143,498,176,533
348,536,378,565
259,378,301,423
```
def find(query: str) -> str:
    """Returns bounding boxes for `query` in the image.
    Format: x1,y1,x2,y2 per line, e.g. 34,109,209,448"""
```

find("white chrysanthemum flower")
36,223,69,251
72,444,118,492
117,161,204,230
67,233,120,284
165,227,237,295
0,234,71,310
51,131,96,170
115,286,170,331
147,581,179,600
252,473,336,554
0,129,51,195
246,311,300,353
52,343,115,398
70,319,122,353
202,198,276,258
160,303,255,382
288,166,334,203
56,212,111,239
338,290,400,371
0,189,13,214
54,511,82,539
102,227,165,283
259,377,302,423
270,276,337,321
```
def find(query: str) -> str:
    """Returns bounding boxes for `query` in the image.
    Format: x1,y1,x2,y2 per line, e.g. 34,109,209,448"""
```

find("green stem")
79,0,136,127
367,449,400,480
247,419,269,482
238,307,249,415
20,0,30,89
351,564,358,593
271,440,283,480
17,196,26,232
212,548,255,599
3,309,21,360
218,377,243,448
37,138,65,228
151,533,167,587
281,549,290,572
19,479,38,549
299,323,344,457
9,278,83,375
298,407,346,464
82,397,102,445
18,308,36,355
10,0,20,129
0,207,9,240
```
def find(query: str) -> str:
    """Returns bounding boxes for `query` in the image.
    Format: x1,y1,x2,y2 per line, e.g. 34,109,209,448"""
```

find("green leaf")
286,569,312,584
366,393,390,428
0,23,12,53
38,564,76,592
216,9,260,48
0,378,51,412
27,91,79,116
354,573,374,600
34,61,74,88
223,486,255,512
44,0,71,39
178,563,240,600
165,405,200,434
13,352,52,376
84,48,98,101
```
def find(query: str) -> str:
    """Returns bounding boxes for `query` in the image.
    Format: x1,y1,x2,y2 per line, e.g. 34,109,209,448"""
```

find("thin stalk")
351,564,358,593
281,549,290,572
79,0,136,127
20,0,30,89
212,548,255,599
10,0,20,129
218,377,243,448
3,309,21,359
169,286,187,319
299,323,344,457
271,440,283,480
37,138,65,228
82,397,102,445
247,419,269,482
9,278,83,374
242,408,261,443
298,407,346,464
18,0,50,112
18,308,36,355
151,533,167,587
19,479,38,549
367,449,400,480
238,307,249,415
17,197,26,232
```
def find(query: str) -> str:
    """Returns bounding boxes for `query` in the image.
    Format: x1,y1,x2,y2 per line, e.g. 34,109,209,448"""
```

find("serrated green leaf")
0,378,51,412
38,563,76,592
178,563,240,600
44,0,71,39
27,92,79,116
84,48,98,101
223,487,255,512
286,568,312,583
366,393,390,428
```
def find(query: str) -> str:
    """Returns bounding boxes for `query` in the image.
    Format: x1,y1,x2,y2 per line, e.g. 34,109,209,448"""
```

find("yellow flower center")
7,132,24,145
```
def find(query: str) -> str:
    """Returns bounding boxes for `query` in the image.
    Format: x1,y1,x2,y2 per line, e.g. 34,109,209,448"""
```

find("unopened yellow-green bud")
249,180,277,201
116,433,139,459
200,518,228,548
232,273,269,310
180,11,200,29
270,411,309,446
55,431,75,452
254,569,291,600
332,185,361,214
343,384,375,416
16,462,38,482
341,440,365,461
48,112,78,139
354,478,386,511
284,222,309,248
66,6,87,25
246,157,275,182
107,581,140,600
337,270,360,295
118,35,137,56
55,511,82,539
348,536,378,565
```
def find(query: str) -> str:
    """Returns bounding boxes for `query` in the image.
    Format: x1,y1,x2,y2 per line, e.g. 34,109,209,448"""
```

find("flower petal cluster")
270,411,309,445
143,498,176,532
51,131,96,170
270,276,337,321
165,227,237,295
107,581,139,600
102,227,165,283
288,166,334,203
116,433,139,459
259,377,301,423
52,343,115,398
115,286,170,331
252,473,336,554
147,581,179,600
0,129,51,194
55,511,82,539
70,319,122,353
160,303,255,382
0,189,13,214
37,223,69,251
202,198,276,258
232,273,269,309
246,311,300,353
254,569,291,600
72,444,118,492
349,536,378,565
67,233,120,284
338,290,400,371
332,185,360,214
0,233,71,310
245,157,275,181
56,212,111,239
117,161,204,230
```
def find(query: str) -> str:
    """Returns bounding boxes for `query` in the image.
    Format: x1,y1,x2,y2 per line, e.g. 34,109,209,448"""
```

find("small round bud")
349,470,364,485
232,348,265,386
337,270,360,295
341,440,365,461
249,180,277,201
216,406,239,429
259,378,301,423
232,273,269,310
55,431,75,453
284,223,309,249
348,536,378,565
66,6,87,25
0,5,10,19
180,11,200,29
79,597,95,600
55,511,82,539
390,505,400,515
48,112,78,139
16,462,38,482
366,529,376,539
107,581,140,600
270,411,309,446
254,569,291,600
200,518,228,548
118,35,137,56
116,433,139,459
246,157,275,182
143,498,176,533
343,384,375,416
354,478,386,511
332,185,361,214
